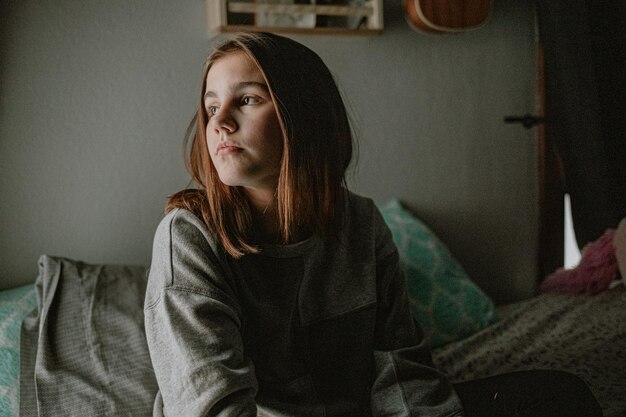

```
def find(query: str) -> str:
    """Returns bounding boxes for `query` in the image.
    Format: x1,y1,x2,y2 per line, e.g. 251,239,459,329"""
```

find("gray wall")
0,0,538,303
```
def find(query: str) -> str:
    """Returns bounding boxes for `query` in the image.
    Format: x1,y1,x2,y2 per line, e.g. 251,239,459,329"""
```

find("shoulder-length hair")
167,32,353,257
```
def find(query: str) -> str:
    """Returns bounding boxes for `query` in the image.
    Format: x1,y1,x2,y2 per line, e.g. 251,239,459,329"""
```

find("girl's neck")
245,187,311,245
245,188,282,244
255,203,281,243
245,187,276,212
251,199,313,246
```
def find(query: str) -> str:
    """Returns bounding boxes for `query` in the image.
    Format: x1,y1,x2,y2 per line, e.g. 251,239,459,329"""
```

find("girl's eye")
242,96,260,105
207,106,219,116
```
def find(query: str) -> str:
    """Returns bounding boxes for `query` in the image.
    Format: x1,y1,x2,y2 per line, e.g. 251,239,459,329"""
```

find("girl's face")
204,52,283,204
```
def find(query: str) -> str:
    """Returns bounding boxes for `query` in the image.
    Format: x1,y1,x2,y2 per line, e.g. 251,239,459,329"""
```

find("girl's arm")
144,209,257,417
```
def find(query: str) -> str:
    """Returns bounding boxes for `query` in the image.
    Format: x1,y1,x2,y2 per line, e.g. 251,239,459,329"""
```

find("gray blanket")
20,255,157,416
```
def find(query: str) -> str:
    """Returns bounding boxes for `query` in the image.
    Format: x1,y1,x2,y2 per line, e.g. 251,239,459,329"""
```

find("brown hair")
167,32,353,257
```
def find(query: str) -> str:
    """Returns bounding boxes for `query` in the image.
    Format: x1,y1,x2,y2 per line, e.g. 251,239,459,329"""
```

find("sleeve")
144,209,258,417
369,207,464,417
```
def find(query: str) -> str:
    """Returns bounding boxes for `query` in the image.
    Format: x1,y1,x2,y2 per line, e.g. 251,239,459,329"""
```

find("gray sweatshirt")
144,192,463,417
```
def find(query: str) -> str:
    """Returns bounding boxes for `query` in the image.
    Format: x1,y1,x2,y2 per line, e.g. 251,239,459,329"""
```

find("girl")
145,32,602,417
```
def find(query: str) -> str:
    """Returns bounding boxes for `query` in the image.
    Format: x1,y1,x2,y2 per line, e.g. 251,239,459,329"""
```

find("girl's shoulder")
344,189,375,214
343,190,385,227
147,207,236,307
155,208,213,245
153,208,226,268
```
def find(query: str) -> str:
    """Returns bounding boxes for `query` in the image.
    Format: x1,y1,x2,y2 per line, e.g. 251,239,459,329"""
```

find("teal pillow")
379,200,497,347
0,284,37,417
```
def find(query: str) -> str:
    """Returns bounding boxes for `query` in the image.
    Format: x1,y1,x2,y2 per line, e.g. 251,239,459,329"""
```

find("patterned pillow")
379,199,497,347
0,284,37,417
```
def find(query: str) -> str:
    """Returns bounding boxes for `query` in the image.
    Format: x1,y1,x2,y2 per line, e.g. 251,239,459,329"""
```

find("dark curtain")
536,0,626,248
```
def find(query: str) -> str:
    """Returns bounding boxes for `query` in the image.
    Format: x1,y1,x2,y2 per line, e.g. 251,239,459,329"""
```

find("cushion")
379,199,497,347
0,284,37,417
19,255,158,417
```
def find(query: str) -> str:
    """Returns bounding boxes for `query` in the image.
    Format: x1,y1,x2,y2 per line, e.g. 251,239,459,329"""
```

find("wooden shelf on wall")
207,1,383,36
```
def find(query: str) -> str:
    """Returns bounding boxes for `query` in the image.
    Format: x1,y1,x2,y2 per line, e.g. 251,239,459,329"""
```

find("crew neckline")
257,234,320,258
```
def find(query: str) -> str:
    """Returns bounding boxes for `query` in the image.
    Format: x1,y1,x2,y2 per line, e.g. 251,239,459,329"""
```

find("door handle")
504,114,545,129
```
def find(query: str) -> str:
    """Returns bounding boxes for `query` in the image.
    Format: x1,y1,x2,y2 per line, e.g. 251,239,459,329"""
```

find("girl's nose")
212,107,237,134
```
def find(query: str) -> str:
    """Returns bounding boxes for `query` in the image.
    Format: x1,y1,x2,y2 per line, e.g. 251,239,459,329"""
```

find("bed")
1,201,625,417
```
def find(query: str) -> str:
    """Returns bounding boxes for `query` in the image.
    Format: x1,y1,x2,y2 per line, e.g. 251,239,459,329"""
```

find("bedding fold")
19,255,158,417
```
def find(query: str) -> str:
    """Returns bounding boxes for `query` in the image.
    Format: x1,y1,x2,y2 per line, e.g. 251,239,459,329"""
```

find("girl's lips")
216,142,243,155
